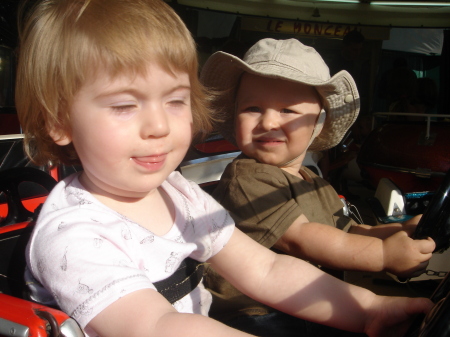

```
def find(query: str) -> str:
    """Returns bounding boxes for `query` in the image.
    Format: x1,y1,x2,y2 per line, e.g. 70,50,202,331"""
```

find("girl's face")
53,62,193,200
235,73,321,172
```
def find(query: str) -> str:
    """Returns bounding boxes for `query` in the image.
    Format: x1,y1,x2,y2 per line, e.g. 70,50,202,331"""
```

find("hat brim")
200,51,360,152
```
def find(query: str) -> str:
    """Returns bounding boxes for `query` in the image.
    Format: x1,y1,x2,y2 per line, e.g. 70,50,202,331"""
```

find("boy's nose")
259,109,280,130
140,105,170,138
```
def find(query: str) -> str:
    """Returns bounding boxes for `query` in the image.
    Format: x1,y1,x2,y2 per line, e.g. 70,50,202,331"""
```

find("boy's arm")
88,288,255,337
348,215,422,239
273,214,435,277
209,228,433,336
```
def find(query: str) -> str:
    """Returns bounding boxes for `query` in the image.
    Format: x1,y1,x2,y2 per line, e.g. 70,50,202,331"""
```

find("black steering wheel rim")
405,170,450,337
405,272,450,337
413,169,450,253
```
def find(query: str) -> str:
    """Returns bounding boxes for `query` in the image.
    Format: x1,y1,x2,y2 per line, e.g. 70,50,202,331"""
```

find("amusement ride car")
1,0,449,336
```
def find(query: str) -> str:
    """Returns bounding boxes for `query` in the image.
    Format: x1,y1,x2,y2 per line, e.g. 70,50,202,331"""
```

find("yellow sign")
241,17,389,40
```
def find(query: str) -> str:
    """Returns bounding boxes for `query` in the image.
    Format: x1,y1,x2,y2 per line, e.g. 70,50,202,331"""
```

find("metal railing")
372,112,450,140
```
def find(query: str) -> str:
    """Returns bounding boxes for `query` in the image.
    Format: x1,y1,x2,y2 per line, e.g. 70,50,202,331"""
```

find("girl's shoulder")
34,173,131,241
38,172,106,216
165,171,218,209
165,171,203,198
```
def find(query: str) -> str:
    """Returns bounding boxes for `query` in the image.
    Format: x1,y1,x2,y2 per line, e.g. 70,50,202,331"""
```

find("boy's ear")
48,125,72,146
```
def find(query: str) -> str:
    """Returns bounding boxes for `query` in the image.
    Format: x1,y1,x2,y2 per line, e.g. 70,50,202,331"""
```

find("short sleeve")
215,161,302,248
166,173,235,262
28,209,155,328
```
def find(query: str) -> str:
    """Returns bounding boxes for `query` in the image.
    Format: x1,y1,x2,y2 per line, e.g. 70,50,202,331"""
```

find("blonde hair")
16,0,213,166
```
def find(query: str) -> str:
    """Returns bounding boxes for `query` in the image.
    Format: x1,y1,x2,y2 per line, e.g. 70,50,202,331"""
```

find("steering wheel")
403,169,450,336
0,167,57,227
405,271,450,337
413,169,450,253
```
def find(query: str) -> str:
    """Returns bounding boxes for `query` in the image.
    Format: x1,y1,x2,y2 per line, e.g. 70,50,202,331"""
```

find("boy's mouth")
255,137,284,145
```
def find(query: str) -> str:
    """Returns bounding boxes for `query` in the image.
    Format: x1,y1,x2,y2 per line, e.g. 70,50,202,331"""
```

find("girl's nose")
140,104,170,138
259,109,280,131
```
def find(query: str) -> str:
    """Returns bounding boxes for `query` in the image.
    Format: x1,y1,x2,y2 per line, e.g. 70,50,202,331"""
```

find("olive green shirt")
205,154,355,322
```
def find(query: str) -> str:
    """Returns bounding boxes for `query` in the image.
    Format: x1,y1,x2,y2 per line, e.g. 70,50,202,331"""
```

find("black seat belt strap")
154,257,205,304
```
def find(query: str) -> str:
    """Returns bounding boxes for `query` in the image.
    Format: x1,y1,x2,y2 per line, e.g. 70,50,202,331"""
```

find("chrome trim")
359,162,446,178
60,318,86,337
180,152,240,167
179,152,240,184
0,134,24,141
0,317,29,337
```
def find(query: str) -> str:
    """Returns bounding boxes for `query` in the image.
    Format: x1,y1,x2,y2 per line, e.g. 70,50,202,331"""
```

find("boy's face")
235,73,321,169
53,63,193,199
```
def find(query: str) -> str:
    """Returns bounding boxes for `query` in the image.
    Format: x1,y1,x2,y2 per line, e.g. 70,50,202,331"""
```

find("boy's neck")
280,165,305,179
277,153,303,168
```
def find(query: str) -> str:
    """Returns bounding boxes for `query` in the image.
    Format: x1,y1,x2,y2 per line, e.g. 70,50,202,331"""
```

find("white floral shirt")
26,171,234,336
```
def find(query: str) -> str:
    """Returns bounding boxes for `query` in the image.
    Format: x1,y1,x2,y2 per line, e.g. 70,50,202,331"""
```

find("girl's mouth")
132,154,167,170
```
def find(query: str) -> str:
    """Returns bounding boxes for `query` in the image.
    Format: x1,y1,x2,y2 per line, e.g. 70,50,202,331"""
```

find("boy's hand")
382,231,435,278
364,296,434,337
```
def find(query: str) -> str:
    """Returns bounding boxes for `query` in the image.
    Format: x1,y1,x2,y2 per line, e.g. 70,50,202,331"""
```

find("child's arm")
88,288,255,337
272,214,435,277
209,229,433,337
87,228,432,337
348,214,421,239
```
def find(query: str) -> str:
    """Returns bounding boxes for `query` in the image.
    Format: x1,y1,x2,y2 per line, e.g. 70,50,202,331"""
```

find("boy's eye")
281,108,296,114
241,106,260,113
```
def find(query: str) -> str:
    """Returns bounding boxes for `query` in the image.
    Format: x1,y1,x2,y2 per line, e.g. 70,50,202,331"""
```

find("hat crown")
243,38,331,82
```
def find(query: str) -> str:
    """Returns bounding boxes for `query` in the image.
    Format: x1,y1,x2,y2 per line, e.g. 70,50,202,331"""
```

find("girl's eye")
167,98,188,107
110,104,137,113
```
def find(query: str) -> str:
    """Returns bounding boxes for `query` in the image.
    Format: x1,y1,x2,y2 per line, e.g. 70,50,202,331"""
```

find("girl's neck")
80,173,175,236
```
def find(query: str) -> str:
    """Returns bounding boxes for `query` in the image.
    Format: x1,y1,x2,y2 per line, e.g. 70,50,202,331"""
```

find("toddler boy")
200,38,435,337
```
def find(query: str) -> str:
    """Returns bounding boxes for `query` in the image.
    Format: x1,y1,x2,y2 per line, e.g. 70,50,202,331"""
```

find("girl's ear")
48,125,72,146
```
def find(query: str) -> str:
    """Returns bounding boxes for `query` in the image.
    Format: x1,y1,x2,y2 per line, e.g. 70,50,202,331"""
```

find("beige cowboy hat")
200,38,360,152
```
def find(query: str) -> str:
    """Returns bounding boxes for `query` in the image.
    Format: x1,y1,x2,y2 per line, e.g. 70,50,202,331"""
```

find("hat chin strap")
308,108,326,148
277,109,326,168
